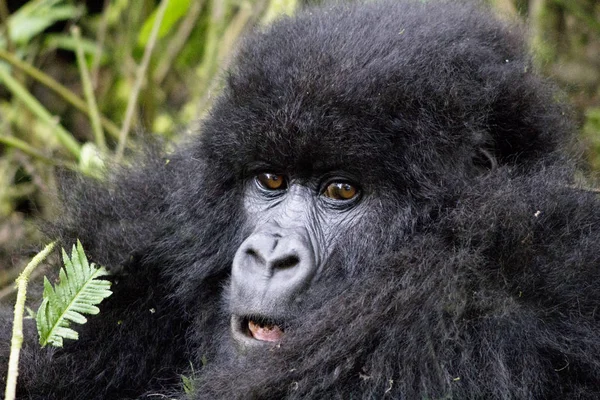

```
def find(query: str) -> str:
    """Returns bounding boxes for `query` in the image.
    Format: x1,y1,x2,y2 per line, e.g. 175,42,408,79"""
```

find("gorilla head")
191,0,571,351
3,1,599,399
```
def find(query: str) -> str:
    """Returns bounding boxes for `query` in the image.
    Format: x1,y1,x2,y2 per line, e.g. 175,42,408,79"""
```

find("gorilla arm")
0,154,195,400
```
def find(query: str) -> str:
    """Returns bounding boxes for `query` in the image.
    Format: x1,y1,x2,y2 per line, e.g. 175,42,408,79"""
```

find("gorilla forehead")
195,0,569,199
199,0,550,181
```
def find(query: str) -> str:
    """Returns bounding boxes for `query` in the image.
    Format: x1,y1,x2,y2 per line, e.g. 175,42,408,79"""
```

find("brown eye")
256,173,286,190
324,182,358,200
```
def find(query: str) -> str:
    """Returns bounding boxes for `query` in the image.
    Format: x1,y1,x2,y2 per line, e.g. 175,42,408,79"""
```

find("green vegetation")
4,241,110,400
37,240,112,348
5,241,112,400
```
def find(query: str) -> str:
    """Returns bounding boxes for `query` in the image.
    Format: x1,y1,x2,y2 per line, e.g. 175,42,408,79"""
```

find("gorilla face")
230,170,368,346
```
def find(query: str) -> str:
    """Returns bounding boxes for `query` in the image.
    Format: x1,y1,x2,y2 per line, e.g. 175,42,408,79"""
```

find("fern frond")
36,240,112,347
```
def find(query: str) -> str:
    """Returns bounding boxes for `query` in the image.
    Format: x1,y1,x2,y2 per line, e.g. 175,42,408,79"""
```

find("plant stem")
91,0,111,88
0,0,13,52
115,0,170,161
154,0,205,85
0,49,121,139
196,1,255,117
0,68,81,159
0,136,78,170
4,242,56,400
551,0,600,35
72,26,106,152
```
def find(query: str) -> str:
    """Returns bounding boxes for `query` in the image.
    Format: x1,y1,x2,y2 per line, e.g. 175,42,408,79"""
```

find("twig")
4,242,56,400
115,0,171,161
72,26,106,152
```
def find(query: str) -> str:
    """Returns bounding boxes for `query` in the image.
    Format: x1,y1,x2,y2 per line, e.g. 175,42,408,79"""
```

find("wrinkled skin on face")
230,171,368,346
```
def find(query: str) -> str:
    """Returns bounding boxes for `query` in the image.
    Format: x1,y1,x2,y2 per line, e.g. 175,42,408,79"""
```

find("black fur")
2,1,600,399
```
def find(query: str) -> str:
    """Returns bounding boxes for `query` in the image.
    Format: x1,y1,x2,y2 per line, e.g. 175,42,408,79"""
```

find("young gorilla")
2,0,600,398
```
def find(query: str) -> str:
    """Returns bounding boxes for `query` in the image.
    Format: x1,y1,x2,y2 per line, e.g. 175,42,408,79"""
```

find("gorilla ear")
484,74,573,167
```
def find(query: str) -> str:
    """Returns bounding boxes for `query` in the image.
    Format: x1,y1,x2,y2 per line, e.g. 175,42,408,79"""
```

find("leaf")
138,0,191,46
78,142,106,179
181,362,197,395
36,240,112,347
8,0,83,46
181,374,195,395
44,33,102,58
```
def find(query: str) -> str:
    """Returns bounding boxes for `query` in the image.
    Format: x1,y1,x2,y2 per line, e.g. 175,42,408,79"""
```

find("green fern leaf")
36,240,112,347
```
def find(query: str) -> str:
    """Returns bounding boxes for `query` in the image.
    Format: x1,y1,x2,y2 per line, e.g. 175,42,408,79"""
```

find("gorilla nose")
244,241,301,273
237,232,312,274
231,230,317,300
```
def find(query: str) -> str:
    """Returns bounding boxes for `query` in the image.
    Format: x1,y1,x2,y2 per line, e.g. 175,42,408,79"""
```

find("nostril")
271,255,300,270
245,248,265,265
246,248,257,257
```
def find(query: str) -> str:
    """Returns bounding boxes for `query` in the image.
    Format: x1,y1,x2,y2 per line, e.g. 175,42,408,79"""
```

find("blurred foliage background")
0,0,598,296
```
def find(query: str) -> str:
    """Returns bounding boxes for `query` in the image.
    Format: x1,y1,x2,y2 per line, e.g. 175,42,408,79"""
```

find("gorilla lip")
231,315,285,344
247,318,284,342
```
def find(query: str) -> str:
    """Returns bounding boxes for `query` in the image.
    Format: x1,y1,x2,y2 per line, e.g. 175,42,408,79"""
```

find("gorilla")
1,0,600,399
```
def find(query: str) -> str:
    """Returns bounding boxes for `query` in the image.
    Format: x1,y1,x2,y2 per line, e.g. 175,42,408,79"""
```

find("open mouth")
231,315,285,345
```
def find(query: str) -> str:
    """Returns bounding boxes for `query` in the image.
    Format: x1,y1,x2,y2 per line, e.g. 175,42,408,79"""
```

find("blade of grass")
261,0,297,25
0,0,14,52
551,0,600,35
0,68,81,159
196,0,226,93
115,0,170,161
0,136,79,171
0,49,121,139
154,0,205,85
71,26,106,152
91,0,110,88
195,1,255,117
